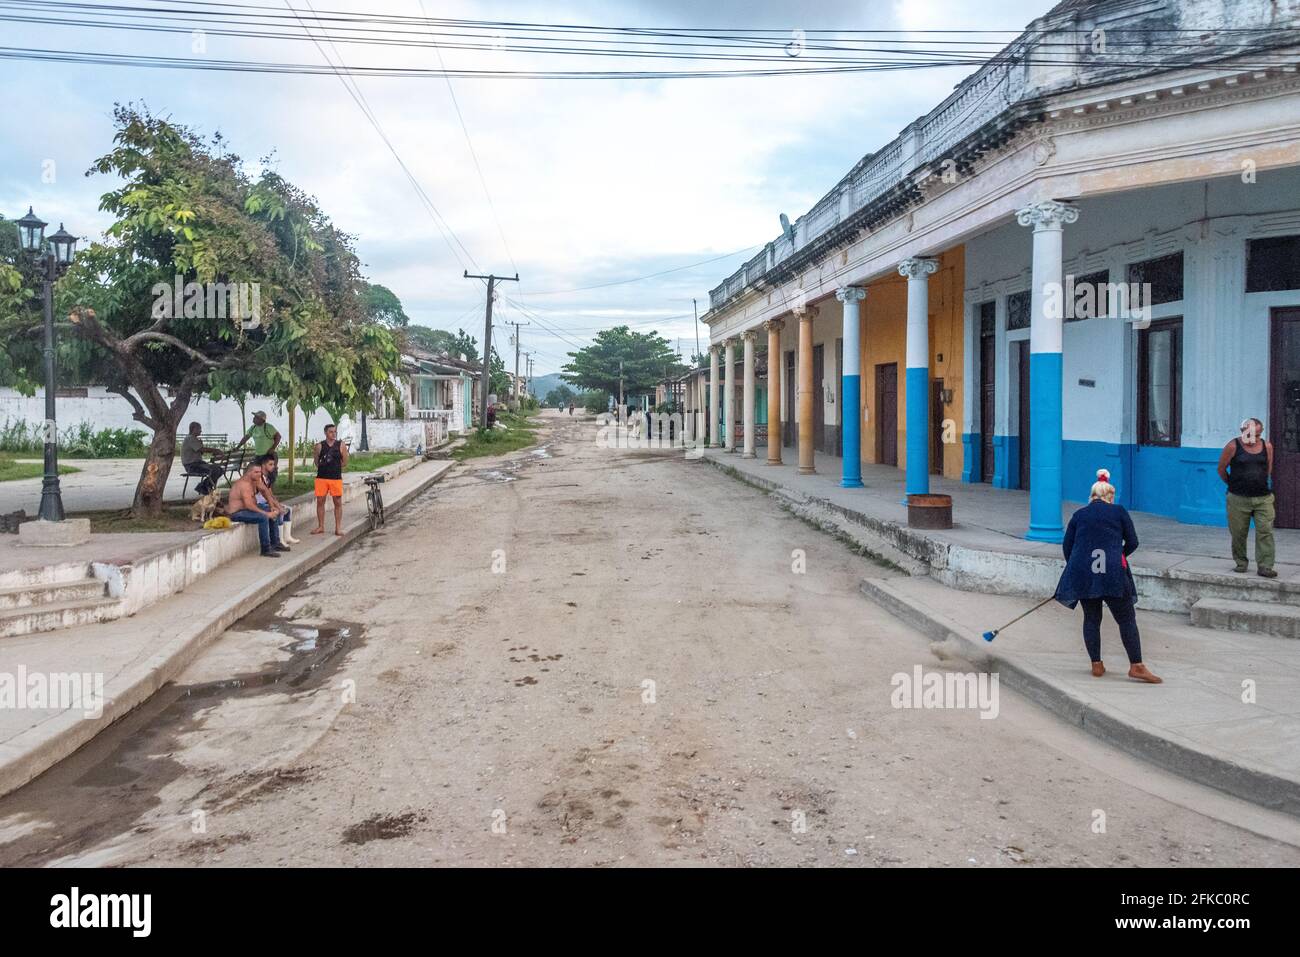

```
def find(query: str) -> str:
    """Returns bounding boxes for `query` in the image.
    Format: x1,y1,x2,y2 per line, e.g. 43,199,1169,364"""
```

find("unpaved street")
1,412,1297,867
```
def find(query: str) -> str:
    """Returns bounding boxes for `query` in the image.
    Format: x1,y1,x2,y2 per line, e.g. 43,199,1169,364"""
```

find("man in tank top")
1217,417,1275,577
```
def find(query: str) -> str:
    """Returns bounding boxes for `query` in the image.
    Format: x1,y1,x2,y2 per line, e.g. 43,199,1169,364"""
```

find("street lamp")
18,208,78,522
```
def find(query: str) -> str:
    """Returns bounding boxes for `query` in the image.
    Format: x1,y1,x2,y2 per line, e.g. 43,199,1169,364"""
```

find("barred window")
1006,290,1031,330
1127,252,1183,305
1246,236,1300,293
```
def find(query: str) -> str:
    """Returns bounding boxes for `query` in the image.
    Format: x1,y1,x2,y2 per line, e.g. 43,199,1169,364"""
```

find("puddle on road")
0,599,365,866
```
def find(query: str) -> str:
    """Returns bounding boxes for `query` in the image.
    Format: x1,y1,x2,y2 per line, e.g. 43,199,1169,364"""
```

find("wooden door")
1271,308,1300,528
876,362,898,467
1017,343,1031,491
980,332,996,483
813,343,826,452
835,337,844,457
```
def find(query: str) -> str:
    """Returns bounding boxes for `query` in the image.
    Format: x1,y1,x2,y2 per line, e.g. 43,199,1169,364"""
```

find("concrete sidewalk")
0,455,456,798
861,575,1300,816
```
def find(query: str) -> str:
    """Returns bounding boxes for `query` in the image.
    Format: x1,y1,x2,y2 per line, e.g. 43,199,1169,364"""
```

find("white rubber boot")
282,520,300,545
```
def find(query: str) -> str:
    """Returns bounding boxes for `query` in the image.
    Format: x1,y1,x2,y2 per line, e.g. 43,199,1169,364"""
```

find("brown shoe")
1091,661,1105,678
1128,663,1162,684
1258,567,1278,579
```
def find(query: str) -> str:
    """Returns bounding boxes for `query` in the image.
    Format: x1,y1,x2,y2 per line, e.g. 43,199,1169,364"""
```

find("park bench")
176,435,255,501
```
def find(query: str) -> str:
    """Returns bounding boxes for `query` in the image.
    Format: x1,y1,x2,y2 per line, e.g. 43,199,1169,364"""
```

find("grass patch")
0,454,79,483
453,414,539,461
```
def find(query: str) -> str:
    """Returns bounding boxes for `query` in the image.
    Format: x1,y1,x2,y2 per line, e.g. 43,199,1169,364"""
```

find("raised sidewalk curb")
858,576,1300,818
0,456,455,799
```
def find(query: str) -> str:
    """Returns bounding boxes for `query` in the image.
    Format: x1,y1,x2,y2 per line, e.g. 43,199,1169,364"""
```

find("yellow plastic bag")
203,516,233,530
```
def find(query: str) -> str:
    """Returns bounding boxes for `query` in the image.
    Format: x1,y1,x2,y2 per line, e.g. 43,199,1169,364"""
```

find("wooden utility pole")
464,270,519,427
504,319,529,402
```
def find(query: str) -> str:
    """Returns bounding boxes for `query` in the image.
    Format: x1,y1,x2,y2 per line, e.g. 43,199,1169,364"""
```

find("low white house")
363,348,480,451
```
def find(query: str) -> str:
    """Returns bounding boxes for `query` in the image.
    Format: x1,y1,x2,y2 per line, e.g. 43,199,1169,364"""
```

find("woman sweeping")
1054,469,1162,684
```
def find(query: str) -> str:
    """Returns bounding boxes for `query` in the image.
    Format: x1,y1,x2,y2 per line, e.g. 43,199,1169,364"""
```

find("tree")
561,326,685,398
403,325,479,363
359,282,409,327
544,384,576,407
27,106,402,515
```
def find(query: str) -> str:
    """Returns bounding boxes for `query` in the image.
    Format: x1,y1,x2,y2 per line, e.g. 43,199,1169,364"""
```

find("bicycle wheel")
374,486,385,527
366,488,380,530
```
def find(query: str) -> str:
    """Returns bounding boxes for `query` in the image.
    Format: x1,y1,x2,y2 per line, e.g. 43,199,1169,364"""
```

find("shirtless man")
228,462,288,558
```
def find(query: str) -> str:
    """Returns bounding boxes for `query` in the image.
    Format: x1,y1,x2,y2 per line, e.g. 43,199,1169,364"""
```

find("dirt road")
1,411,1297,866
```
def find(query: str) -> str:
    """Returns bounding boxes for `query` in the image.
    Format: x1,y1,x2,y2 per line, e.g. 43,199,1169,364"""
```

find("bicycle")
364,475,386,530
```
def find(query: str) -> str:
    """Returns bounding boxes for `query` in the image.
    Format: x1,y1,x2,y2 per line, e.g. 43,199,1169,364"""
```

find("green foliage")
360,282,409,327
561,326,686,397
403,325,479,363
580,390,608,413
0,418,147,457
544,383,576,407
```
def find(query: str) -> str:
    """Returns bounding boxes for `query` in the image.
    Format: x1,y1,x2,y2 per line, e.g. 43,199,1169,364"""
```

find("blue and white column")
836,285,866,488
1017,200,1079,543
898,257,939,498
708,345,721,448
723,337,736,452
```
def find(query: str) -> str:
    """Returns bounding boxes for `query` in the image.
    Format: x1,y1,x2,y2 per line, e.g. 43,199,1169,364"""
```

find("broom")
982,595,1056,642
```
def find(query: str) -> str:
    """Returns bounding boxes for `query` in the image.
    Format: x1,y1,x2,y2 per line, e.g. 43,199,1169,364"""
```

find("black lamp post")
16,207,78,522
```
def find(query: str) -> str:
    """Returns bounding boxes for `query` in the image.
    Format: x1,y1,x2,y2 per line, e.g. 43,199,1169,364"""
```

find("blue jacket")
1054,500,1139,608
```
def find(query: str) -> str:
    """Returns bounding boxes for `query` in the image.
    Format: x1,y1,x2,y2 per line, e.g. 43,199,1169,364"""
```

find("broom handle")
999,595,1056,631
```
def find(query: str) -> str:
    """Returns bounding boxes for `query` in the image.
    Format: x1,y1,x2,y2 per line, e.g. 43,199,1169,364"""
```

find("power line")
518,245,761,296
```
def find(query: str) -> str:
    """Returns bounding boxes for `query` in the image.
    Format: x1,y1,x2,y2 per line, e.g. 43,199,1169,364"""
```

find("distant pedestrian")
312,423,348,537
1218,417,1275,578
1054,469,1162,684
568,402,574,416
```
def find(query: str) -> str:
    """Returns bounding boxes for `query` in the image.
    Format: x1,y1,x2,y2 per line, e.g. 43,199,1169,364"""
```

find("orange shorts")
314,478,344,498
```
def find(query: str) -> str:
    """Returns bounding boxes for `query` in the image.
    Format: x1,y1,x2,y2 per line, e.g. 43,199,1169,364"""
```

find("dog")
190,489,224,524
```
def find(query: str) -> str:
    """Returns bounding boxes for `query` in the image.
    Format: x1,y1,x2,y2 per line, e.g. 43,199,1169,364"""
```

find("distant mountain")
531,372,567,399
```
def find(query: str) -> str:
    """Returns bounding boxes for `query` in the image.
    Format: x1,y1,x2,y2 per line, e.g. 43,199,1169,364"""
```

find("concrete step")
0,596,121,640
1191,597,1300,639
0,579,107,611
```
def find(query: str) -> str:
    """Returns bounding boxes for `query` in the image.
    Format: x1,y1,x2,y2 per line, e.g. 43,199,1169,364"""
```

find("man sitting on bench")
181,421,225,495
228,461,289,558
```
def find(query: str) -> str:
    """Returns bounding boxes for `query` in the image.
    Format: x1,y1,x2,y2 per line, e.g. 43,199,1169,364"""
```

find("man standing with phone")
312,423,349,537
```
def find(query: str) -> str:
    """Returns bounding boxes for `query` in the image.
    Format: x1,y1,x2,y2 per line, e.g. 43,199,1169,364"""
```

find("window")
1246,236,1300,292
1066,269,1110,321
1006,290,1031,330
978,300,996,337
1127,251,1183,305
1138,318,1182,446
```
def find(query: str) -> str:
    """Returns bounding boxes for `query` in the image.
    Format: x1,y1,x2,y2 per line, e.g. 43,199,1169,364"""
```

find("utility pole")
619,359,624,409
693,298,701,366
464,270,519,427
505,319,529,403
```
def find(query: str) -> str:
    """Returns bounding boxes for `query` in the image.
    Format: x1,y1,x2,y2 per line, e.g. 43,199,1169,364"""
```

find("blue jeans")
230,509,281,551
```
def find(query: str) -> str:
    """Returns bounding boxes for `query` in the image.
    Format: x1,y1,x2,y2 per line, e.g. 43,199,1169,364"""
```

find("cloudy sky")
0,0,1050,374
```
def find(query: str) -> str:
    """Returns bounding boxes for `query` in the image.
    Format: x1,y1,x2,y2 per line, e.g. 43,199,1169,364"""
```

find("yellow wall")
858,246,965,480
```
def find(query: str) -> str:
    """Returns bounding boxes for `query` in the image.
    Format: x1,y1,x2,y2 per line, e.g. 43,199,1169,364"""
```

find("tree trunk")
132,399,190,517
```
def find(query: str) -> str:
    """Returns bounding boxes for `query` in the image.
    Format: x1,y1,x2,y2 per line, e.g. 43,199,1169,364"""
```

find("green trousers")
1227,492,1275,570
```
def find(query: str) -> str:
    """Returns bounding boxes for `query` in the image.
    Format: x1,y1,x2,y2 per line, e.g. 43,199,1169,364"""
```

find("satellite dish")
779,213,795,243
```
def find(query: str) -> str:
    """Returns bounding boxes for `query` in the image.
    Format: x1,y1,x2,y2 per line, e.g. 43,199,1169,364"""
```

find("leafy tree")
359,282,409,327
561,326,685,398
402,324,479,363
544,384,576,407
25,106,402,515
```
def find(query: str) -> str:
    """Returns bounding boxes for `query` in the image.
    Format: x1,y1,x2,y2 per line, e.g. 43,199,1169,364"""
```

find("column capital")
897,257,939,280
763,317,786,333
835,285,866,304
722,336,738,348
741,328,759,342
1016,200,1080,231
795,305,819,322
709,344,721,356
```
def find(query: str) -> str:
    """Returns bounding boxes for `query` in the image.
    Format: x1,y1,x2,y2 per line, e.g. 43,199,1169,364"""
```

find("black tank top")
317,440,343,480
1227,438,1270,497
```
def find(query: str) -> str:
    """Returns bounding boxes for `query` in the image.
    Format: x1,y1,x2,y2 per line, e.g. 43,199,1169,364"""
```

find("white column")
708,346,721,448
724,337,737,452
899,257,939,497
742,330,757,458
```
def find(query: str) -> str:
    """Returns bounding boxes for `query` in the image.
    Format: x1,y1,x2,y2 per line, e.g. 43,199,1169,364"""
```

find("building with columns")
698,0,1300,537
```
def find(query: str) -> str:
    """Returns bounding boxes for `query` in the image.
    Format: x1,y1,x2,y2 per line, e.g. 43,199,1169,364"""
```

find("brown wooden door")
876,362,898,467
980,332,995,482
931,378,945,475
1271,308,1300,528
1017,343,1031,491
835,337,844,457
813,343,825,452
